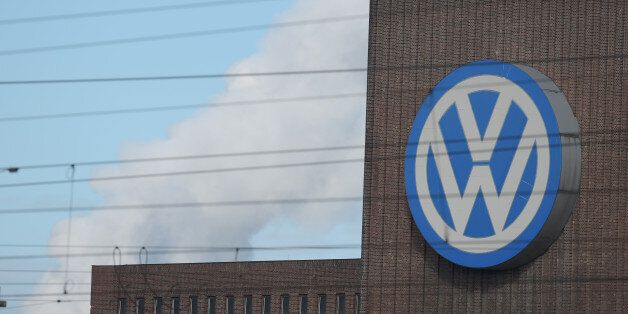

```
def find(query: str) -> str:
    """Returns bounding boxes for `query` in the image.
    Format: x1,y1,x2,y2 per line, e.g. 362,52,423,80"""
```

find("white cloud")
35,0,368,312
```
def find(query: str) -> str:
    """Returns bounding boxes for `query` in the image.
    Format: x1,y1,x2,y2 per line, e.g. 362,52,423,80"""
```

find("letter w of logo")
428,93,536,234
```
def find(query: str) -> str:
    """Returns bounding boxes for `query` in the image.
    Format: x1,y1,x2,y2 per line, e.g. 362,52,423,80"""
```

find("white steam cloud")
35,0,368,313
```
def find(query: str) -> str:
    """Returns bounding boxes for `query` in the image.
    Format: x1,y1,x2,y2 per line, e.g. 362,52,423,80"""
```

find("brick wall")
91,259,361,313
360,0,627,312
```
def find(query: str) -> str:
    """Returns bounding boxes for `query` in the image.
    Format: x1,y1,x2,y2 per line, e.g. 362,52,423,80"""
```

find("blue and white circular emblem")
405,61,581,269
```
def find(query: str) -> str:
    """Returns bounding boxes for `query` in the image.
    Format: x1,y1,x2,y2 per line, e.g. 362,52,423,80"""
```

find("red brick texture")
360,0,627,312
90,259,361,313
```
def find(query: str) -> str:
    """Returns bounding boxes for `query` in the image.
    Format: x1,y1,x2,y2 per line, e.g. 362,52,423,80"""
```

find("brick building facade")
91,0,627,312
91,259,361,313
360,0,626,312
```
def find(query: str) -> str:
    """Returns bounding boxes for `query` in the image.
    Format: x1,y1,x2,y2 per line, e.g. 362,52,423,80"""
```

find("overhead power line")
0,67,622,122
0,128,621,172
0,55,623,85
0,196,363,215
0,157,364,189
0,185,623,216
0,243,356,250
0,92,365,123
2,299,89,303
1,142,365,171
1,300,88,310
0,13,369,56
4,300,89,302
9,279,628,299
0,67,367,85
0,245,360,260
0,269,90,274
0,133,623,189
0,292,91,298
0,283,90,286
0,234,620,251
0,0,282,25
0,67,620,122
0,236,623,261
1,301,56,310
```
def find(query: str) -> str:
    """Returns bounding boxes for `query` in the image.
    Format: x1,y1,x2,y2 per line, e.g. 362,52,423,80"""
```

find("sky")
0,0,369,313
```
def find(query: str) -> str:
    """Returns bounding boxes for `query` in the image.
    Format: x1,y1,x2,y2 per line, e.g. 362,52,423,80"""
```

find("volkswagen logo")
405,61,581,269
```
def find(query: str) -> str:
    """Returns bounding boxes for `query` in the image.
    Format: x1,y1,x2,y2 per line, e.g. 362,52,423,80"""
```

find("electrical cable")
0,270,622,301
0,283,90,286
0,292,91,298
0,92,365,123
0,245,361,260
0,256,625,293
0,126,620,175
0,196,362,215
0,233,626,261
88,268,627,293
5,283,626,302
2,274,625,298
0,157,364,189
0,134,623,190
0,235,622,251
0,0,283,26
0,13,369,57
0,67,623,123
0,55,623,85
2,272,628,286
0,300,78,310
0,243,359,250
0,67,367,85
0,184,623,216
1,299,89,302
0,269,90,273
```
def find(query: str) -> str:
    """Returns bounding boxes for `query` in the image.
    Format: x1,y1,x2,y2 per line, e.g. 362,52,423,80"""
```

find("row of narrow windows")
118,293,360,314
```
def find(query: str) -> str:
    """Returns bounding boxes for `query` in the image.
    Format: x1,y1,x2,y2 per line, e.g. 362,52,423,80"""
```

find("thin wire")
0,269,90,274
0,157,364,189
0,299,89,308
0,269,625,293
0,55,623,85
0,242,353,249
0,196,361,214
2,299,90,302
1,301,61,310
1,262,626,295
0,135,622,190
0,92,365,123
4,237,621,260
0,234,621,250
63,165,76,295
0,67,623,123
0,245,361,260
0,0,282,25
0,13,369,57
0,127,622,173
0,185,622,216
0,283,90,286
0,67,367,85
8,279,628,299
